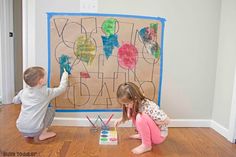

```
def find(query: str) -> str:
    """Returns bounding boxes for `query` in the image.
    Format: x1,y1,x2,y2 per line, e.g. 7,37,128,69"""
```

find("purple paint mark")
101,135,108,137
101,34,119,59
109,138,117,141
118,43,138,70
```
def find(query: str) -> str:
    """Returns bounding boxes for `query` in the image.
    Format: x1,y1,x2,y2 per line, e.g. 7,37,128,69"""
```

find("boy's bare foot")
39,131,56,141
129,134,141,139
131,144,152,154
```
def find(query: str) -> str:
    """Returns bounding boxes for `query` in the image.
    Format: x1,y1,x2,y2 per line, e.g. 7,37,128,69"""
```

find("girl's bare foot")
129,134,141,139
132,144,152,154
39,129,56,141
24,137,34,143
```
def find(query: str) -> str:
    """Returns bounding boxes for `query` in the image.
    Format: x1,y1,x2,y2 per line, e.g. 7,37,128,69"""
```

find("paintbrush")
98,115,106,126
105,114,114,125
86,115,96,128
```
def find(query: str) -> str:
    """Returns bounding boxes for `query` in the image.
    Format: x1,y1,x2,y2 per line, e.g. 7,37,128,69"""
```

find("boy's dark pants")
21,107,55,137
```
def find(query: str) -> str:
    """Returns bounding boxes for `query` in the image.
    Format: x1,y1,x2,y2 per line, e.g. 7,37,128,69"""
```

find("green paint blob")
153,48,160,59
150,23,158,33
102,18,117,36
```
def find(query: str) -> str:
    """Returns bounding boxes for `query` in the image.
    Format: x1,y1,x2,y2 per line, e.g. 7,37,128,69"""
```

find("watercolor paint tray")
99,130,118,145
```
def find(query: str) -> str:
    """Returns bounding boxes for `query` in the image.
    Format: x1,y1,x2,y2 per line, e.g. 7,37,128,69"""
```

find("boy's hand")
63,69,69,78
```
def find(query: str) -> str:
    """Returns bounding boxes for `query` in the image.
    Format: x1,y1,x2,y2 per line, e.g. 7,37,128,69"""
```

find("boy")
13,66,68,141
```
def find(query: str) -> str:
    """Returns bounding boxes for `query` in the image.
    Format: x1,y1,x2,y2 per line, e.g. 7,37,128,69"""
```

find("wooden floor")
0,105,236,157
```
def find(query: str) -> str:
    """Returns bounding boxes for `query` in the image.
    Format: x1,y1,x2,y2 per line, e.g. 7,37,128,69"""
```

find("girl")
114,82,169,154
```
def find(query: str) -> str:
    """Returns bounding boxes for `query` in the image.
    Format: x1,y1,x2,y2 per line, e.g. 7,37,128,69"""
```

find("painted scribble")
102,34,119,59
139,23,160,59
59,54,72,78
75,36,96,64
101,18,119,59
80,72,90,78
118,43,138,70
101,18,117,36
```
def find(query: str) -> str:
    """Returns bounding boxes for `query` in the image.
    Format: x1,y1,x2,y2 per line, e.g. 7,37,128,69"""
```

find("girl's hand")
127,108,131,119
114,117,122,128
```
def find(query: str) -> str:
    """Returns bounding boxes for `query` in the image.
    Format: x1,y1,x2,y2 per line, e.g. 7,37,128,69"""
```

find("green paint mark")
100,138,108,141
151,43,160,59
150,23,158,33
76,36,96,64
153,48,160,59
102,18,117,36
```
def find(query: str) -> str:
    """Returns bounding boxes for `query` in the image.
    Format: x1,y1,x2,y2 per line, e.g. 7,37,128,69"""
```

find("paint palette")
99,130,118,145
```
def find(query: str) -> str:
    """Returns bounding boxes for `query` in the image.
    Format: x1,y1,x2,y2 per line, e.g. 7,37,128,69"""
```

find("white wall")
32,0,221,119
212,0,236,129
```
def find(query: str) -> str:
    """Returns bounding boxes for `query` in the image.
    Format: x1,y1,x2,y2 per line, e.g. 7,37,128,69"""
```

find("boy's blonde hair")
116,82,146,122
23,66,45,87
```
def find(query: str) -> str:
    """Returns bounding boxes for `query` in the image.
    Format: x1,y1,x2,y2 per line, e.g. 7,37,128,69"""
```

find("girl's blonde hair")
116,82,146,122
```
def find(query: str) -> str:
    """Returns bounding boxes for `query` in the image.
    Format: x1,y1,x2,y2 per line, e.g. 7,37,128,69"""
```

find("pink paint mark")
80,72,90,78
109,138,117,141
118,43,138,70
147,27,157,41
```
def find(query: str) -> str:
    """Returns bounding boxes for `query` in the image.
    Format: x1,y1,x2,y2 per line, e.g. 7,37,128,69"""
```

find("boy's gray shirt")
13,72,68,133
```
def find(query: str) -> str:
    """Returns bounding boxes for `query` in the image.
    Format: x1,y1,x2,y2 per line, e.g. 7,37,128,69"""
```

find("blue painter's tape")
47,13,51,87
55,109,122,112
157,20,166,108
47,12,166,23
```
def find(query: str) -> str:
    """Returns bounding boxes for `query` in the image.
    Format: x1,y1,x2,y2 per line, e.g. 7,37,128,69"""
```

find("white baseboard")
53,117,133,127
168,119,211,127
52,118,232,142
210,120,229,140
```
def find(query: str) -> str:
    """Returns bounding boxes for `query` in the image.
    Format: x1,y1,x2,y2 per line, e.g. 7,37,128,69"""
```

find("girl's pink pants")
133,113,166,147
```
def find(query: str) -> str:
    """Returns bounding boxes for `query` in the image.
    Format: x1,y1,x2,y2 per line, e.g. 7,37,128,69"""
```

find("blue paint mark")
102,34,119,59
102,130,108,134
139,27,150,42
139,27,146,37
59,54,71,78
